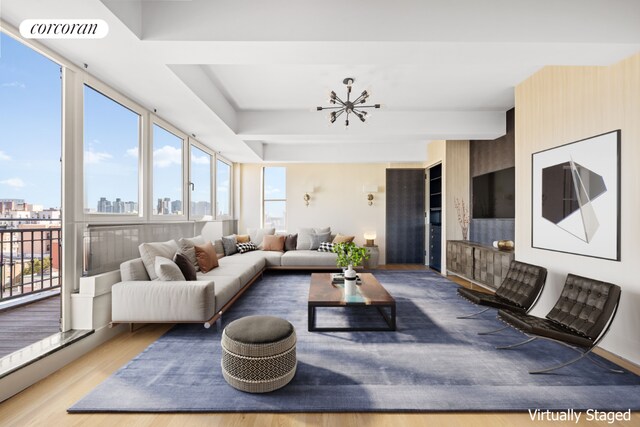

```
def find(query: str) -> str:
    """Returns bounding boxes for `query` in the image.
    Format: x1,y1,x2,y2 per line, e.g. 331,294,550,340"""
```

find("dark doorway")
385,169,426,264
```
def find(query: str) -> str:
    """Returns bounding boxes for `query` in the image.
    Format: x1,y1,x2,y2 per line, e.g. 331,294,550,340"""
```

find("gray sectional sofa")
111,236,340,328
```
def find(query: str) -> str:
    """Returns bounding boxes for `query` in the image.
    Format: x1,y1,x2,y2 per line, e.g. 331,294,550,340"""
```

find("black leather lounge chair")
496,273,623,374
457,260,547,331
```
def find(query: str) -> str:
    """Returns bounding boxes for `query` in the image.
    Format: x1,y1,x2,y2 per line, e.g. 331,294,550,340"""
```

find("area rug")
69,271,640,413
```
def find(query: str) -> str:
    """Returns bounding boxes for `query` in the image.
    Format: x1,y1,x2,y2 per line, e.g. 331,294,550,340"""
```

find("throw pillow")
236,242,258,254
178,235,206,271
194,242,219,273
296,228,315,250
173,252,197,281
221,235,238,256
308,233,321,250
314,227,331,234
236,234,250,243
318,242,335,252
120,258,150,281
138,240,179,280
262,234,286,251
316,231,332,244
284,234,298,251
154,256,186,281
247,227,276,246
213,239,226,259
333,234,355,243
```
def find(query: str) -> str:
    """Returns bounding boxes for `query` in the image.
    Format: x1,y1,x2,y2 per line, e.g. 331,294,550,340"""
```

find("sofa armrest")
112,280,216,323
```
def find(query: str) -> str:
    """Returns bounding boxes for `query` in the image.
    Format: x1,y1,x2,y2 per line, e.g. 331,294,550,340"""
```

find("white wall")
239,162,426,264
515,53,640,365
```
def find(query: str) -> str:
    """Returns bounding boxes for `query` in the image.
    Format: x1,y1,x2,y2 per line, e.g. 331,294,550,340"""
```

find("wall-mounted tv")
472,167,515,218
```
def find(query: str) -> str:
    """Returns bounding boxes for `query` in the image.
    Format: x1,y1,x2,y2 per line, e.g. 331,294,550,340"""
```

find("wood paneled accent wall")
515,52,640,365
470,108,515,177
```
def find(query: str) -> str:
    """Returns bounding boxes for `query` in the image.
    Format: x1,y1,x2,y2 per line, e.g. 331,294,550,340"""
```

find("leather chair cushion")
458,288,528,312
495,261,547,310
545,274,621,341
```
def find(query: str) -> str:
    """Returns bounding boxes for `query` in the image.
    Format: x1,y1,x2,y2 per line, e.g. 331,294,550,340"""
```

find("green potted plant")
333,242,369,273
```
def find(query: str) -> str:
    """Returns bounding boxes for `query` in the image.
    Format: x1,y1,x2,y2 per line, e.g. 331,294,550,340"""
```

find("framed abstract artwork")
531,130,621,261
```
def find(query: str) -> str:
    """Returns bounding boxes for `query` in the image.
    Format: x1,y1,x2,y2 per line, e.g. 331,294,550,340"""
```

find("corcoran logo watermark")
19,19,109,39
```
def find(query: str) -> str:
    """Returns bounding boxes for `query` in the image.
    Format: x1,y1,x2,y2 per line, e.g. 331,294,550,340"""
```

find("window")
83,85,140,214
152,124,183,216
262,167,286,231
190,145,212,218
216,159,231,218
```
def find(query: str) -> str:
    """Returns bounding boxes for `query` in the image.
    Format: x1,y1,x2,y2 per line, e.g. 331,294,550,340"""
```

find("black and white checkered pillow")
236,242,258,254
318,242,335,252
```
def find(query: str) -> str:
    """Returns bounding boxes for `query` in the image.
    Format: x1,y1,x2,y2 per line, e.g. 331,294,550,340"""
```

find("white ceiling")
2,0,639,163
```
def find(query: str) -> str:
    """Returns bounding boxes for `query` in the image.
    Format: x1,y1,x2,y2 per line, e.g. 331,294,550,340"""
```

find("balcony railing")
0,219,61,302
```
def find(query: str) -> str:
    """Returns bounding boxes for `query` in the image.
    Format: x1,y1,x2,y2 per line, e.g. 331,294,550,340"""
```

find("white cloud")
1,81,26,89
191,153,210,165
154,145,181,168
0,151,11,161
264,185,283,196
0,178,25,188
126,147,139,158
85,150,113,164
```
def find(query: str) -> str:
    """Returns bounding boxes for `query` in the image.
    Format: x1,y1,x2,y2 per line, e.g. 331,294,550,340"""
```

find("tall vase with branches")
454,197,470,240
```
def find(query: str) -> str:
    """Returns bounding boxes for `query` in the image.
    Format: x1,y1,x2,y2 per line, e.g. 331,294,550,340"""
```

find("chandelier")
316,77,381,127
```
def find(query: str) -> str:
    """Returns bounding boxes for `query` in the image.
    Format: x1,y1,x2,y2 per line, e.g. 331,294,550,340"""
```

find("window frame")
215,156,233,220
149,116,188,221
81,77,146,223
188,138,214,221
261,166,287,231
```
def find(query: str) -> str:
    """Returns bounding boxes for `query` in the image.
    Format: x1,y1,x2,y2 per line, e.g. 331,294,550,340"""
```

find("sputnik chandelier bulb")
316,77,381,127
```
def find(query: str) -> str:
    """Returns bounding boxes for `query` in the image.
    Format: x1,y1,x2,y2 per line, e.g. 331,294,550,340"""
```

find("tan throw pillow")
262,234,286,251
236,234,250,243
333,234,355,243
194,242,219,273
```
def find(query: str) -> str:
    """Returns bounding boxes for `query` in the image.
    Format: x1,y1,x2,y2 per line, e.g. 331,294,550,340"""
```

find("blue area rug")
69,271,640,412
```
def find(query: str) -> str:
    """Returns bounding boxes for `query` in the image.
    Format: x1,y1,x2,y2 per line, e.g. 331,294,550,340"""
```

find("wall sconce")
303,188,314,207
363,185,378,206
364,232,377,246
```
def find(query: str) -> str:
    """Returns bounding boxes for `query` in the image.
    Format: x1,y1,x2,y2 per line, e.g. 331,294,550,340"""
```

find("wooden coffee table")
308,273,396,332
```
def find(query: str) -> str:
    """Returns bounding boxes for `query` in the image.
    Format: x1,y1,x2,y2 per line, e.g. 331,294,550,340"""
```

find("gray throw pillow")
308,233,321,250
154,256,186,281
178,235,206,271
120,258,150,281
138,240,179,280
314,227,331,234
222,235,238,256
213,239,225,258
296,228,315,250
316,231,332,245
284,234,298,251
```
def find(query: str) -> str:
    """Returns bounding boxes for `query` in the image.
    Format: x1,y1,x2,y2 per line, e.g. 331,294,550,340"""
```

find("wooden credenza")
446,240,514,291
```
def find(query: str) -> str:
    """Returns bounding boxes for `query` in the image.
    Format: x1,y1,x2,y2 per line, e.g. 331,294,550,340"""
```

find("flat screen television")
472,167,515,218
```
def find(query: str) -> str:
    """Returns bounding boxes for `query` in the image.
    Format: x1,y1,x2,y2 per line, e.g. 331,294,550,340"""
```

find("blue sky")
0,32,61,209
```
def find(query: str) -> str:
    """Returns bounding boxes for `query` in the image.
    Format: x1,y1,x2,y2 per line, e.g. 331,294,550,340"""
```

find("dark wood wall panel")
470,108,515,177
385,169,425,264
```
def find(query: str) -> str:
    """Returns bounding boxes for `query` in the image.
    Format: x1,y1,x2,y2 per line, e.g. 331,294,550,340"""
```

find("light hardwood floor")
0,270,637,427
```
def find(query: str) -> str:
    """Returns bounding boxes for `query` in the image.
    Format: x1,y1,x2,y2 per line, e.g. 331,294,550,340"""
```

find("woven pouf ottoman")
221,315,297,393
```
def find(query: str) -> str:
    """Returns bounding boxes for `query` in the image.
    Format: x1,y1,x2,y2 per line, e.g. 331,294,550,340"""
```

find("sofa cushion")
222,235,238,256
112,279,216,322
263,234,285,251
195,242,219,273
178,235,206,271
210,276,242,312
284,234,297,251
174,253,197,281
248,227,276,246
198,263,256,287
120,258,150,282
154,256,186,281
228,250,281,267
138,240,179,280
281,250,338,267
218,253,267,273
297,228,332,250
